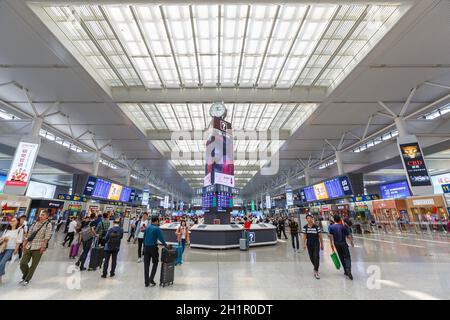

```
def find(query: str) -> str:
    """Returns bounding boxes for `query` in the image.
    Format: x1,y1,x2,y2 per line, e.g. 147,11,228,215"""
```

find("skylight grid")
41,3,407,90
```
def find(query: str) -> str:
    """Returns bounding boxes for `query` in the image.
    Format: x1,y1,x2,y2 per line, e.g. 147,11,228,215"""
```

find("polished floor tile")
0,231,448,300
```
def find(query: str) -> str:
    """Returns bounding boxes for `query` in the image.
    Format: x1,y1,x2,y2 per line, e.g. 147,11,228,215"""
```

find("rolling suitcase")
240,238,249,251
69,243,79,259
161,245,178,264
160,262,175,287
88,238,104,271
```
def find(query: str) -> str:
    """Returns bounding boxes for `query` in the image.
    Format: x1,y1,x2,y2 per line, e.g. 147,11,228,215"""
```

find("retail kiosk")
405,195,448,231
160,222,277,249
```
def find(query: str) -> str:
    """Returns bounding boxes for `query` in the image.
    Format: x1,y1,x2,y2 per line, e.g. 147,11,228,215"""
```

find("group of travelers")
287,213,354,280
1,207,354,287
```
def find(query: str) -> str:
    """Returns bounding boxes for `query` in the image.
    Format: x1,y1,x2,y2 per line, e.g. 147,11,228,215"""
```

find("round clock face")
209,102,227,118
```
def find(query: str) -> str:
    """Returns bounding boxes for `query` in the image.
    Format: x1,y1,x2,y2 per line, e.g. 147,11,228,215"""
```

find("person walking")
175,220,190,265
143,216,167,287
329,214,354,280
101,219,123,278
302,214,324,279
135,213,149,263
75,214,96,271
19,211,53,286
96,213,111,247
17,215,28,259
288,217,300,253
279,217,288,240
62,216,77,247
0,217,24,283
127,216,137,242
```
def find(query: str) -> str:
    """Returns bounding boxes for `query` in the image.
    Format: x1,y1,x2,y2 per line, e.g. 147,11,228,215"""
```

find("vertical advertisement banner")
163,195,169,209
4,141,39,195
286,188,293,206
265,195,271,209
397,135,433,196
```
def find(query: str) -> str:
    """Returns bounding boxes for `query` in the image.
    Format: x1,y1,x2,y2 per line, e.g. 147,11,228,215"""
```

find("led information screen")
299,175,354,202
108,183,123,201
119,187,132,202
92,178,111,199
380,181,411,199
399,142,431,187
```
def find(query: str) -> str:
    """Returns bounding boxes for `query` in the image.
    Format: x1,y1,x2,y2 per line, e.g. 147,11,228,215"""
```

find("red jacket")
244,221,251,230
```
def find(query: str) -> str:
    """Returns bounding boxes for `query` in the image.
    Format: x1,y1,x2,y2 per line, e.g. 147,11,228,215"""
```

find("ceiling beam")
147,129,291,140
111,86,327,103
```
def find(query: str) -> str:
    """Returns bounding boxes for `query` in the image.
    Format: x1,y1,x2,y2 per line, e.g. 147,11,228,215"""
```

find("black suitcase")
161,245,178,264
88,246,104,271
160,262,175,287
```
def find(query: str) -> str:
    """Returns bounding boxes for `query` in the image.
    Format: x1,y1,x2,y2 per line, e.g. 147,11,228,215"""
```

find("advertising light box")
83,176,97,196
0,174,6,194
108,183,123,201
399,142,431,187
431,173,450,194
313,182,328,200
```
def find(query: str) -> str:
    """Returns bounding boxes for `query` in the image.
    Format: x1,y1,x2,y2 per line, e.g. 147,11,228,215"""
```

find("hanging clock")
209,102,227,119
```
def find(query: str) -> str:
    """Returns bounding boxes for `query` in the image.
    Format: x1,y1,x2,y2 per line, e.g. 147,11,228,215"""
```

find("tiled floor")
0,231,449,300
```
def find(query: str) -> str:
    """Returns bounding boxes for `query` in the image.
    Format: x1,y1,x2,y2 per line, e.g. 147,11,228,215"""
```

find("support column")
31,117,44,138
394,117,409,137
304,167,310,185
92,151,101,177
125,168,131,186
335,150,345,176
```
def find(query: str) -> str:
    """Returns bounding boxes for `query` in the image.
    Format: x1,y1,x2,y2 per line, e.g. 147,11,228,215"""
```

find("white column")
335,150,345,176
92,151,101,176
304,167,310,185
125,168,131,186
394,117,409,137
31,117,44,138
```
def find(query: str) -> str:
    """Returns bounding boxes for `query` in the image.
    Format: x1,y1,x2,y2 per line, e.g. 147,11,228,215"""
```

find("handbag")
330,251,341,270
27,221,50,243
81,225,95,242
0,237,8,254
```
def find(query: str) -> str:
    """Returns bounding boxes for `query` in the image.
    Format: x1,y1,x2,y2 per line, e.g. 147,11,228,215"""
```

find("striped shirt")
26,221,53,251
302,224,322,245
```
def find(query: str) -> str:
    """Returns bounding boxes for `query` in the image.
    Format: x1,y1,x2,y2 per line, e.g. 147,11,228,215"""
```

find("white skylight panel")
269,104,294,129
220,5,247,86
240,5,277,86
258,5,308,86
172,104,192,130
231,104,248,130
192,5,219,85
139,104,165,130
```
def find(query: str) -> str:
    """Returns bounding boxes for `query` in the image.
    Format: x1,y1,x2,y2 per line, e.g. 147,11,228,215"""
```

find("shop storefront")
0,194,32,225
406,195,448,232
28,199,64,223
372,199,408,233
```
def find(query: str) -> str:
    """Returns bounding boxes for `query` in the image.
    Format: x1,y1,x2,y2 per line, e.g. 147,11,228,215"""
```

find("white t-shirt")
180,226,187,239
2,228,24,250
138,220,148,238
68,220,78,233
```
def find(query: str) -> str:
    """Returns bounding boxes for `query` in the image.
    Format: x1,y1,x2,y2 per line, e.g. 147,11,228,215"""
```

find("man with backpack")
101,219,123,278
96,213,110,246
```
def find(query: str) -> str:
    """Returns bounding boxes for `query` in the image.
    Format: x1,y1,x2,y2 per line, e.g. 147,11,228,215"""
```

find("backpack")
107,229,121,251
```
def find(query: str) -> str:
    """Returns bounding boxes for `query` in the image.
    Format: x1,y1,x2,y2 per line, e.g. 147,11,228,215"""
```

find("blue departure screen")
119,187,132,202
380,181,410,199
304,186,316,202
324,178,344,199
339,176,353,195
92,178,111,199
